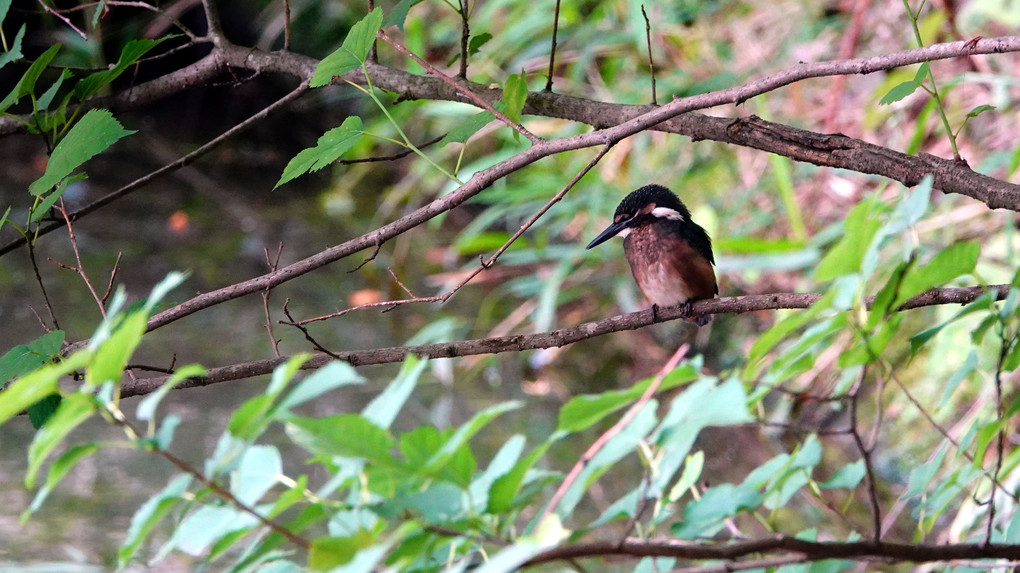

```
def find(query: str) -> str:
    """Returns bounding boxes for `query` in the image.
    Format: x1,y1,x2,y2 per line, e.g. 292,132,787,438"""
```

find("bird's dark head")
586,185,693,250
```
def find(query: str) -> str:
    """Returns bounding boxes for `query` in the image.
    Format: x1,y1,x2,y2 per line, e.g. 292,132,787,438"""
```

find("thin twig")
282,299,339,358
987,328,1011,544
27,243,61,331
56,202,107,317
102,252,123,304
262,243,284,358
545,0,562,92
283,0,291,51
640,5,657,105
848,367,883,543
282,144,614,327
38,0,88,40
377,30,542,144
538,345,690,524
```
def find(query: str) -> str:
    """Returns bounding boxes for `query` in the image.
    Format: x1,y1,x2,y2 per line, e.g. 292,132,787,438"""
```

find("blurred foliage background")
2,0,1020,569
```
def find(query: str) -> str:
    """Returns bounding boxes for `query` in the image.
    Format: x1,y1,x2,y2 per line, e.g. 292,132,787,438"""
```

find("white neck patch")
617,227,632,238
650,207,684,221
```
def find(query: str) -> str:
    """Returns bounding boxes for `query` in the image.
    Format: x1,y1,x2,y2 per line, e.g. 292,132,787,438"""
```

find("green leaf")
502,72,528,125
87,309,147,387
878,62,929,105
362,356,425,428
26,394,61,429
72,38,166,100
383,0,425,29
909,290,996,353
26,393,97,488
488,436,559,513
966,104,996,118
671,482,764,539
0,351,87,427
0,330,65,381
424,401,522,472
136,364,206,422
288,414,398,466
468,32,493,56
29,109,134,195
0,43,59,114
820,460,866,490
557,364,698,433
893,241,980,307
231,445,282,505
309,531,377,570
468,434,525,510
0,23,26,72
29,173,87,224
0,205,9,232
22,442,99,522
667,451,705,502
439,110,495,146
171,505,259,556
275,116,364,188
310,8,384,87
744,290,837,379
278,360,364,414
815,197,883,281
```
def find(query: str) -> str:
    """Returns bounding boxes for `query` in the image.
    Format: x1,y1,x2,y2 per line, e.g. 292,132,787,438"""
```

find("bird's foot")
651,303,660,322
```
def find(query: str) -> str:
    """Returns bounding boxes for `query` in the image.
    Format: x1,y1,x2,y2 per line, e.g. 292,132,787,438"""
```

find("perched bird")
586,184,717,326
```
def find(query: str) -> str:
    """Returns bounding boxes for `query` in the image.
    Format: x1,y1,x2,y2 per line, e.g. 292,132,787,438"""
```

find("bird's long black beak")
586,221,627,250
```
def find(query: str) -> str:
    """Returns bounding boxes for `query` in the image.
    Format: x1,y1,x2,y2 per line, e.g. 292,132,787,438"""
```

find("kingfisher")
586,184,717,326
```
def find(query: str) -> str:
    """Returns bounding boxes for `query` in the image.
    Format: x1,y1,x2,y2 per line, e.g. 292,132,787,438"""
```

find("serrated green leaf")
967,104,995,118
26,393,97,488
276,116,364,188
0,24,26,71
29,109,134,195
310,8,383,87
0,43,59,114
439,110,495,146
72,37,167,100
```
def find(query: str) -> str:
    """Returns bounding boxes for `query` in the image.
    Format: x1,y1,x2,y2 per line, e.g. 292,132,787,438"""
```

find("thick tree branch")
119,284,1009,399
522,536,1020,567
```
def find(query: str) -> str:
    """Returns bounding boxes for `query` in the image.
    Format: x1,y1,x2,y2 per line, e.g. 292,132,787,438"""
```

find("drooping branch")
118,284,1009,399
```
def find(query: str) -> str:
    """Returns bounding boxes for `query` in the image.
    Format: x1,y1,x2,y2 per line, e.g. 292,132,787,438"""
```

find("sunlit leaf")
30,109,134,195
309,530,377,570
0,351,87,427
288,414,398,467
966,104,996,118
276,116,364,188
22,442,100,522
310,8,384,87
362,356,425,428
820,460,866,490
277,360,364,414
231,445,282,505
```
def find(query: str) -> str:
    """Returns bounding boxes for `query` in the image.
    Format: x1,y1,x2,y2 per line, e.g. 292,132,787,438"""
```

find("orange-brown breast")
623,223,718,307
